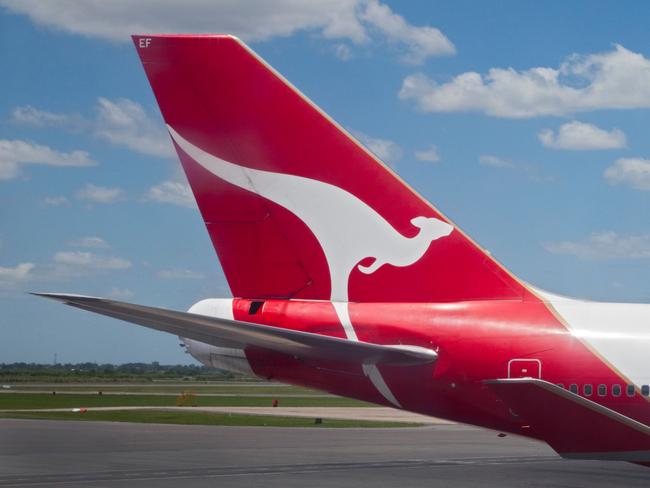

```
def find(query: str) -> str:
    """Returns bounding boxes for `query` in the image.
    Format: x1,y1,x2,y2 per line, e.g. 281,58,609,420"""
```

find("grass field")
0,409,419,428
0,381,406,428
6,385,320,395
0,393,371,409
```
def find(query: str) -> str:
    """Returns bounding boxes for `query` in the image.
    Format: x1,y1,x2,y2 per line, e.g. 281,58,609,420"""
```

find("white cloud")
67,236,109,248
53,251,131,270
479,154,550,182
76,183,125,204
0,252,131,286
0,263,34,288
0,139,96,181
334,43,352,61
545,232,650,260
0,0,361,43
12,98,172,158
539,121,626,150
108,287,134,299
144,180,195,208
479,155,516,169
0,0,453,64
157,268,204,280
360,0,455,64
604,158,650,190
400,45,650,118
94,98,173,157
0,139,95,167
353,131,402,165
43,196,70,207
0,160,19,181
415,145,440,163
11,105,85,131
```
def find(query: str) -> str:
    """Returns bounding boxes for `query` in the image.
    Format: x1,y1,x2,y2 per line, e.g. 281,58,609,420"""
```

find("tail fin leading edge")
134,34,523,303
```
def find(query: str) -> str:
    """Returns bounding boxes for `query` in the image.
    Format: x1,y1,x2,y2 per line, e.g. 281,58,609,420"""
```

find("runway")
1,419,649,487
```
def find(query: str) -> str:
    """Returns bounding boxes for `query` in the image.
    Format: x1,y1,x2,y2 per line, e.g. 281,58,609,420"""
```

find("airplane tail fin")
133,34,524,303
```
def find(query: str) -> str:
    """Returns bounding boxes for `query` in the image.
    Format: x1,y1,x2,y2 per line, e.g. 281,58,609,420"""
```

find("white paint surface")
168,125,453,304
169,126,453,407
535,287,650,387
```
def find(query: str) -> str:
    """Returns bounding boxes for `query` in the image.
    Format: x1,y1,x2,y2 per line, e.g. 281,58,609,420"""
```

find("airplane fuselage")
184,295,650,439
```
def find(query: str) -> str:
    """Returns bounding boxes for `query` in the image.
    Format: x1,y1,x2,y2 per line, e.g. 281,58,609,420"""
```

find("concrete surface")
1,419,649,487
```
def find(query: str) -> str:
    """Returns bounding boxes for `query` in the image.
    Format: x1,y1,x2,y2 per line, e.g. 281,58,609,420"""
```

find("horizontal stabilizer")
32,293,437,367
486,378,650,462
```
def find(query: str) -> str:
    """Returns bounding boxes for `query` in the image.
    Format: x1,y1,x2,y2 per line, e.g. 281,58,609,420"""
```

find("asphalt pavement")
1,419,648,487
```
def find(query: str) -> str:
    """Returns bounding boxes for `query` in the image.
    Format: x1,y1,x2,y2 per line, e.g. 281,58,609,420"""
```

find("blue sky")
1,1,650,364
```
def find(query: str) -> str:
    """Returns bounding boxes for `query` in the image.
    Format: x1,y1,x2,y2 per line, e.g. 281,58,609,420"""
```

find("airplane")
35,34,650,466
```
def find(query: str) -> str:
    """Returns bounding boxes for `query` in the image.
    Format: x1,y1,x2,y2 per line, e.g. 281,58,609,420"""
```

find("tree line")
0,362,251,382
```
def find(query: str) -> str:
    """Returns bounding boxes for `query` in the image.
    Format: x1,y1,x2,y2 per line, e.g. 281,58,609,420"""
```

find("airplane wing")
485,378,650,463
33,293,437,367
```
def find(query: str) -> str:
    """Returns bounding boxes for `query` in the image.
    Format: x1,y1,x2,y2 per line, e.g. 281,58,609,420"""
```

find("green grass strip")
7,386,321,395
0,410,420,428
0,393,370,409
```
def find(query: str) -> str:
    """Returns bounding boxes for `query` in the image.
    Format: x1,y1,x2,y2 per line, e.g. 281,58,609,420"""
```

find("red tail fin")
134,34,524,302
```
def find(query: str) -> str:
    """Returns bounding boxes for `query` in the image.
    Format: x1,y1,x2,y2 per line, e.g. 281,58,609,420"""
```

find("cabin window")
248,301,264,314
556,383,564,389
598,384,607,397
569,384,578,394
627,384,636,397
642,385,650,396
612,384,621,397
583,384,593,396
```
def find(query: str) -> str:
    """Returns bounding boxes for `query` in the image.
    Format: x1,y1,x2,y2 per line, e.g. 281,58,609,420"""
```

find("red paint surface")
134,35,650,460
135,34,523,303
232,299,650,434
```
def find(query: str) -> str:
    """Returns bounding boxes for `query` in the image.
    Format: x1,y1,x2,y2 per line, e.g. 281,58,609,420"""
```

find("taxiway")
1,419,648,487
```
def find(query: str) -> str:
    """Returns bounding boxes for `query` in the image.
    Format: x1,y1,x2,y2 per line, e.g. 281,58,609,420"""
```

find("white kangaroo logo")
169,126,453,407
356,216,452,275
168,126,453,303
